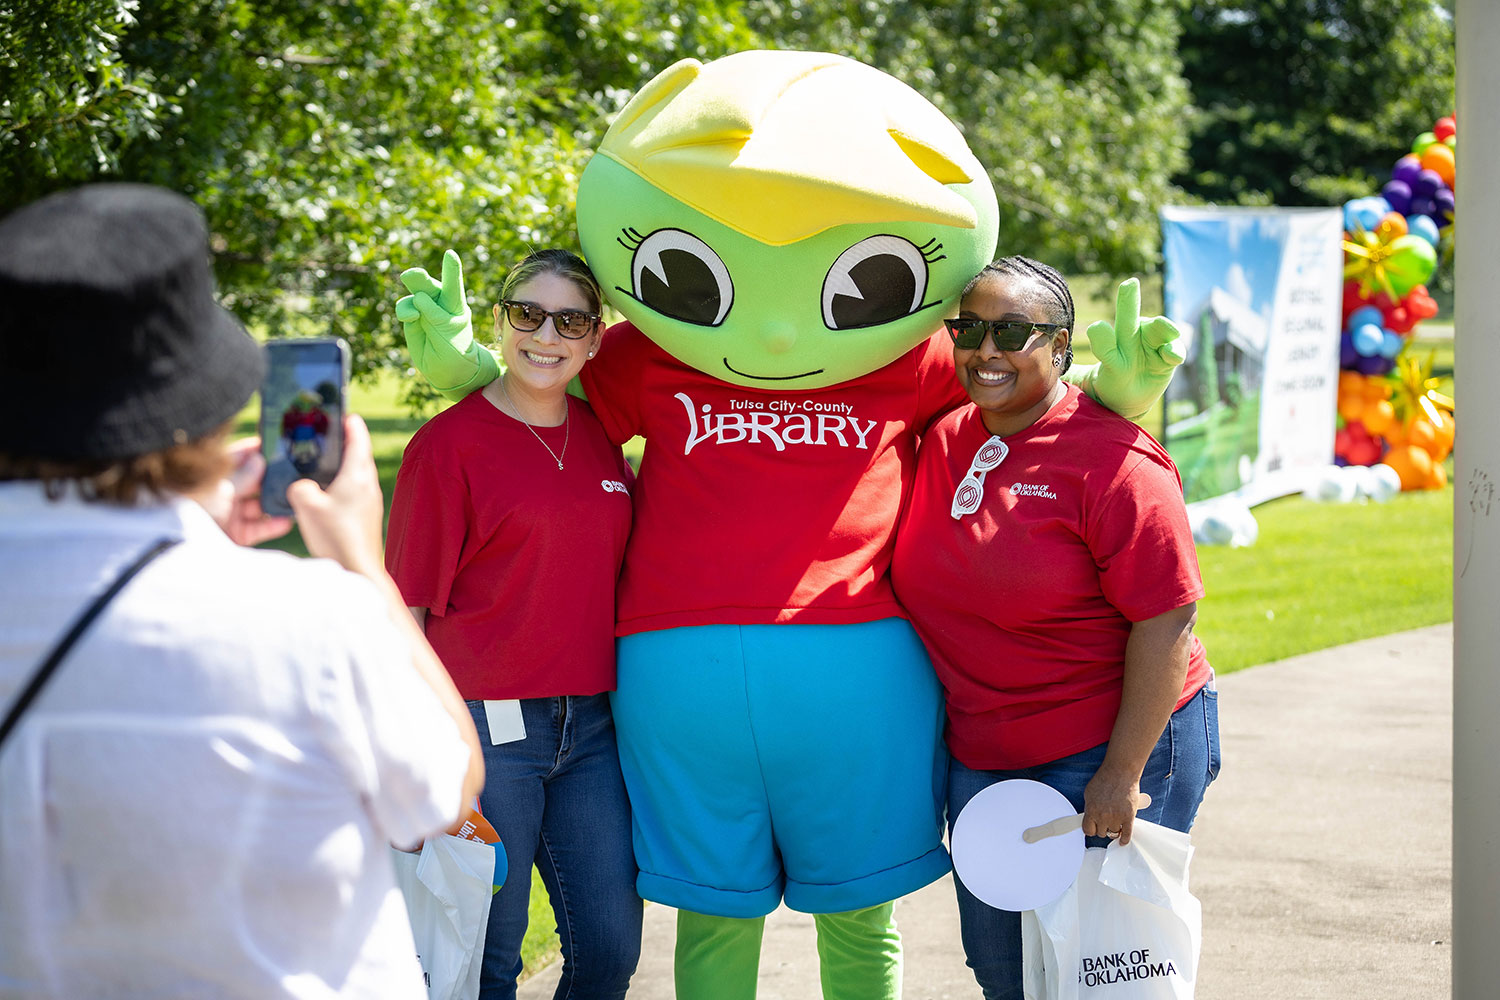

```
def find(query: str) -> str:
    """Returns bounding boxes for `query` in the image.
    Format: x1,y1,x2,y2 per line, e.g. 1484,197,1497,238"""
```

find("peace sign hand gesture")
1076,278,1186,420
395,249,498,399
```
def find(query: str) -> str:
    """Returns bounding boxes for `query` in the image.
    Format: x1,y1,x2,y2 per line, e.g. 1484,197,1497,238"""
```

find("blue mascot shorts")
610,618,951,917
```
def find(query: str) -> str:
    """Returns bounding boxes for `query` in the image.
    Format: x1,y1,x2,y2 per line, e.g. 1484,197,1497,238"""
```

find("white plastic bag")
390,835,497,1000
1023,819,1201,1000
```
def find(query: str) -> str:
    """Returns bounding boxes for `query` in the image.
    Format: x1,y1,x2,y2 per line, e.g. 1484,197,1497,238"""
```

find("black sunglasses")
943,318,1064,352
500,300,600,339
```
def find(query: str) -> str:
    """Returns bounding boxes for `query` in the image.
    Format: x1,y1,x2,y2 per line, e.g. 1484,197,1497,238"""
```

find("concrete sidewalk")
521,624,1452,999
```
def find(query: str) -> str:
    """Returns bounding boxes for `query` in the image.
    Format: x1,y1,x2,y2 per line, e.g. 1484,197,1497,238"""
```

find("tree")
1175,0,1455,207
0,0,756,387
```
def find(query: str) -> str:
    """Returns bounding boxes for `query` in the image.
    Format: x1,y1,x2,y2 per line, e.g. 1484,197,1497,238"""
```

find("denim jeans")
946,683,1220,1000
467,694,642,1000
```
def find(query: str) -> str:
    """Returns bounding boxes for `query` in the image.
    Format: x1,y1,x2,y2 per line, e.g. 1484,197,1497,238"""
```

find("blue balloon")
1343,196,1391,234
1407,214,1440,246
1346,305,1384,332
1352,323,1385,357
1380,329,1405,359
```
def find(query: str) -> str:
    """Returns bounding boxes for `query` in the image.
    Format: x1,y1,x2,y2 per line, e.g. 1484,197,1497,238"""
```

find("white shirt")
0,484,471,999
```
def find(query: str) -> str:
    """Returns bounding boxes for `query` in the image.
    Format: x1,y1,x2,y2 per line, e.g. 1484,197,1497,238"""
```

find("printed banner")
1160,206,1345,505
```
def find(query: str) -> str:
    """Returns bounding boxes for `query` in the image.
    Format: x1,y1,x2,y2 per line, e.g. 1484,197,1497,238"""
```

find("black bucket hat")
0,183,266,461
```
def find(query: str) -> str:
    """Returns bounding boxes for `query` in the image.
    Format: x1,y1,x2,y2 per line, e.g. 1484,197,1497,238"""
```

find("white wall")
1452,2,1497,994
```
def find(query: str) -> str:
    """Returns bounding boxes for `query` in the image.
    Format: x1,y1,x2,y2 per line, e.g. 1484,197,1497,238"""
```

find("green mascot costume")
399,50,1183,1000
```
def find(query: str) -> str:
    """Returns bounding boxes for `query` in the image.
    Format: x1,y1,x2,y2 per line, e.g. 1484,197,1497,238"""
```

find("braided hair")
964,256,1075,373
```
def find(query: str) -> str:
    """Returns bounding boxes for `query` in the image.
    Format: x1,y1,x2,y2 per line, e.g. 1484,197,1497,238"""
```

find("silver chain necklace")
497,376,569,470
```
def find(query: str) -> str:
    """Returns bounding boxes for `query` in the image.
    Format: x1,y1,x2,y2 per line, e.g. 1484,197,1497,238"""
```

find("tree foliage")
1176,0,1456,207
0,0,755,386
0,0,1456,383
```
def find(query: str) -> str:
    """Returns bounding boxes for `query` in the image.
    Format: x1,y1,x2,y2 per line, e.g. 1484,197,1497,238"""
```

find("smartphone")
258,338,351,518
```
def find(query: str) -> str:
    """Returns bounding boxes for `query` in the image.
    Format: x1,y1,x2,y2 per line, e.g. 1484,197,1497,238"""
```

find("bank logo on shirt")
675,392,879,455
1010,482,1058,499
601,479,629,494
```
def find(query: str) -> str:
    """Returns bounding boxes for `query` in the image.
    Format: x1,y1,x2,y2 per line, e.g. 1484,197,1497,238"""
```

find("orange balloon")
1431,414,1456,461
1376,212,1408,241
1362,399,1396,437
1426,463,1448,490
1407,416,1437,455
1338,393,1366,424
1420,143,1456,188
1382,446,1435,491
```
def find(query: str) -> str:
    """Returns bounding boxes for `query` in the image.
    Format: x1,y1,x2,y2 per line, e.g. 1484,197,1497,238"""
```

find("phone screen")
259,338,350,518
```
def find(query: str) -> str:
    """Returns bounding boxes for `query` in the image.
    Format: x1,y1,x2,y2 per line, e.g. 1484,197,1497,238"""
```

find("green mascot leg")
814,903,902,1000
675,910,765,1000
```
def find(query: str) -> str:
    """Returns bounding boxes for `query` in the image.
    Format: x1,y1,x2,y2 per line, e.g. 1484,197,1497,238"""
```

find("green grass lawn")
240,323,1453,977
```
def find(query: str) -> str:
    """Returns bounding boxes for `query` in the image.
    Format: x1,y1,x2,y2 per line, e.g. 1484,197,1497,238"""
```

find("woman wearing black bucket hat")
0,184,484,999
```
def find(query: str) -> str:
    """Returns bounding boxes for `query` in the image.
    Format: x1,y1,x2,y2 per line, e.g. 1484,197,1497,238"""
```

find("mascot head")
576,50,999,390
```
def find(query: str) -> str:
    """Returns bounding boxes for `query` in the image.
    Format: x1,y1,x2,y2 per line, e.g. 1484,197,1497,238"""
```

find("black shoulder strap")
0,537,181,750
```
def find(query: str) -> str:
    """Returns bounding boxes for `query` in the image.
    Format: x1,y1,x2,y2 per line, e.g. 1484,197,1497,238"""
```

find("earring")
1052,356,1061,367
587,351,595,358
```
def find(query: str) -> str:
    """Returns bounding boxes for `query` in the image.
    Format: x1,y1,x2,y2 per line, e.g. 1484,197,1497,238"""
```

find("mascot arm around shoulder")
398,249,1183,417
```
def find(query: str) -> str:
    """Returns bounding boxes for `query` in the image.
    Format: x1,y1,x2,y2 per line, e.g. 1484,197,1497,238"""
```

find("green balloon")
1411,131,1438,155
1384,234,1438,297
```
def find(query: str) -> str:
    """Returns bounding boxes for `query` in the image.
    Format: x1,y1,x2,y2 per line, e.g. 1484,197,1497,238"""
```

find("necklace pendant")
556,460,564,471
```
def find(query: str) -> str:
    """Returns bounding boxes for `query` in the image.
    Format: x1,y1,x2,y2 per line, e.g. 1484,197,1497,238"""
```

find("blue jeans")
468,695,642,1000
946,683,1221,1000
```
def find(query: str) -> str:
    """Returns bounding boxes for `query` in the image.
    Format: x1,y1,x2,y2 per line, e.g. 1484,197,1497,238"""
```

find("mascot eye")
628,228,734,326
822,236,938,330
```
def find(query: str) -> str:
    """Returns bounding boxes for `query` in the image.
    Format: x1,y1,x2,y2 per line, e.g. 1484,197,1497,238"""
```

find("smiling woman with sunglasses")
385,248,642,1000
892,257,1219,1000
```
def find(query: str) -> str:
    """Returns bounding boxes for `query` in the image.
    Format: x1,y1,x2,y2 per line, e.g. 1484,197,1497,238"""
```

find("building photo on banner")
1159,207,1346,533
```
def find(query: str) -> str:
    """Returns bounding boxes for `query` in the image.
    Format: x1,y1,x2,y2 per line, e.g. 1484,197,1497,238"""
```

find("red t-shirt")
580,322,968,635
891,385,1212,770
385,392,633,699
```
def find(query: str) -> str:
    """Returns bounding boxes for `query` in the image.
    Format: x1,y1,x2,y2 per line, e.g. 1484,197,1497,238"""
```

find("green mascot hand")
1067,278,1186,420
395,249,499,401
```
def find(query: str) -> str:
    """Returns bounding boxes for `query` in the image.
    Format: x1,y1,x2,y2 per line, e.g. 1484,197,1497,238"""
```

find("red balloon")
1343,280,1373,320
1434,116,1457,142
1349,435,1384,466
1405,285,1440,322
1384,305,1413,334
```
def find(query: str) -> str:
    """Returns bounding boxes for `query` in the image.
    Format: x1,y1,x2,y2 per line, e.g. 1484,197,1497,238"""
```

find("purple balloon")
1334,455,1350,468
1340,330,1358,368
1435,187,1456,221
1409,195,1437,219
1381,179,1413,215
1392,154,1423,185
1355,353,1393,376
1412,169,1443,199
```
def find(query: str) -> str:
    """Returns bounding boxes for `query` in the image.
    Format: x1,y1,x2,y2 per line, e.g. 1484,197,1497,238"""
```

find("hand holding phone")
286,413,388,580
259,338,351,517
215,438,295,546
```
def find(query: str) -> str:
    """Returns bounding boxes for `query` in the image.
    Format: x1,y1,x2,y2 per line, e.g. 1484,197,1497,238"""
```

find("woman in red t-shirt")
891,257,1220,1000
385,250,641,1000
